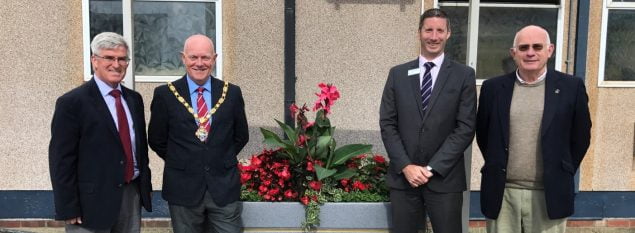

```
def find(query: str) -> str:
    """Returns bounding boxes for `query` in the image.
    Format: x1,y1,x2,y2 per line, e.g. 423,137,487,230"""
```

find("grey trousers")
65,182,141,233
169,191,242,233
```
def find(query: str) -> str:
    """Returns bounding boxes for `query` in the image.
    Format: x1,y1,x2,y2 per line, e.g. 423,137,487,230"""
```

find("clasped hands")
402,164,433,188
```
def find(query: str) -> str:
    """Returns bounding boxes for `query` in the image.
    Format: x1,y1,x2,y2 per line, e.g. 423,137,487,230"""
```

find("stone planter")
241,202,391,230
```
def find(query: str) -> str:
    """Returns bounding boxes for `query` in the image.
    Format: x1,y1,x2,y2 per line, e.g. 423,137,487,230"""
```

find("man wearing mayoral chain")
148,34,249,233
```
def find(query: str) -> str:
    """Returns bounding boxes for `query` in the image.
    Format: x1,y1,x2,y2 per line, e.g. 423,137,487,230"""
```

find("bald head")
183,34,215,54
513,25,550,48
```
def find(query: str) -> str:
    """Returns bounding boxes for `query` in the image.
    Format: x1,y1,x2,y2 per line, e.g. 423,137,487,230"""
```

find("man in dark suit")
148,34,249,233
49,32,153,233
476,25,591,233
379,8,477,233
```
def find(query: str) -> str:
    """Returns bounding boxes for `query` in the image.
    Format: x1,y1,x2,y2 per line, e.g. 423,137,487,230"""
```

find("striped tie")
421,62,435,112
196,87,210,132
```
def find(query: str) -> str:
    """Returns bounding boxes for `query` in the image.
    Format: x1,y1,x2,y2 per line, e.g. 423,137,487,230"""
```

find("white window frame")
82,0,223,88
424,1,565,85
598,0,635,87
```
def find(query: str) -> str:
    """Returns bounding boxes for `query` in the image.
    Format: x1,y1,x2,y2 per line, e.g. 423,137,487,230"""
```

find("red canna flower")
296,134,307,146
306,161,314,172
289,103,299,117
309,181,322,190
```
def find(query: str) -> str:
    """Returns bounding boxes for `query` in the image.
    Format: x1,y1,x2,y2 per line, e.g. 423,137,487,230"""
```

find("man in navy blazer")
476,25,591,232
49,32,153,233
380,8,476,233
148,35,249,233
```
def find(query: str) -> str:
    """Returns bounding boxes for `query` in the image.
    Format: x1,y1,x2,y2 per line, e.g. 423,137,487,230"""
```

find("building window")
600,0,635,86
435,1,563,81
83,0,222,84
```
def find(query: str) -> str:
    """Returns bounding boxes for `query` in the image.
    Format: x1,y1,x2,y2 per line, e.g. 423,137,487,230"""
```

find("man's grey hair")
91,32,129,56
512,25,551,48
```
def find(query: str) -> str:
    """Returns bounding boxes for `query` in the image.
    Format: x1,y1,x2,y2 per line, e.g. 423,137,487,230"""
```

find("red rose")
309,181,322,190
373,155,386,164
300,196,310,205
250,156,262,167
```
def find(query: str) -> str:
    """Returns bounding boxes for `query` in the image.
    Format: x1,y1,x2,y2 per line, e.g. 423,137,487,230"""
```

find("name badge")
408,68,420,76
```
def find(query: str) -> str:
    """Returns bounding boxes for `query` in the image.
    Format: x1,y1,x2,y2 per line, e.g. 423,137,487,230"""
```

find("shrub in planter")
239,83,388,232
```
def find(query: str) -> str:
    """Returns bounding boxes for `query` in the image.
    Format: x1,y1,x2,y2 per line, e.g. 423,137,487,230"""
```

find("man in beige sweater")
476,25,592,233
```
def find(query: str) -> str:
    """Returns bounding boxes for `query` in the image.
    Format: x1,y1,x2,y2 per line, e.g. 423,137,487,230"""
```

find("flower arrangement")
239,83,389,232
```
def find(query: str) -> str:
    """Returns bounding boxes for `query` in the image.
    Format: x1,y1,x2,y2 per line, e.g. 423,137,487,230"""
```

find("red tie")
110,90,134,183
197,87,210,132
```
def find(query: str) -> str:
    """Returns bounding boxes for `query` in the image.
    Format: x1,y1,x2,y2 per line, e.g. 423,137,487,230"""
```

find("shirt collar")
419,53,444,70
515,69,547,85
186,75,212,94
94,76,122,97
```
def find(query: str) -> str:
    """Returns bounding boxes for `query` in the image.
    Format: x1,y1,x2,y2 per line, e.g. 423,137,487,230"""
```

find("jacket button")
118,184,123,188
204,166,210,172
502,169,506,173
120,161,124,165
504,147,508,151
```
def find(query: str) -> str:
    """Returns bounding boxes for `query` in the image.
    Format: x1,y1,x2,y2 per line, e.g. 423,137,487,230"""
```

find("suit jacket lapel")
422,57,451,122
207,77,223,143
406,59,424,119
87,78,120,140
497,73,516,147
541,71,560,136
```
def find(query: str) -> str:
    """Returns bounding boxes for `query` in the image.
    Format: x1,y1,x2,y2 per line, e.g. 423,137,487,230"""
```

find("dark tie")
421,62,435,112
197,87,210,132
110,90,133,183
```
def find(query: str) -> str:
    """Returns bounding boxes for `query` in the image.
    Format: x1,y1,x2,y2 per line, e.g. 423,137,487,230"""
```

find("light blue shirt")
187,75,213,125
94,77,139,180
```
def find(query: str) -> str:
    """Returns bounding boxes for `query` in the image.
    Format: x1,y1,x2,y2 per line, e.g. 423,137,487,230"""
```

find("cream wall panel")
0,1,83,190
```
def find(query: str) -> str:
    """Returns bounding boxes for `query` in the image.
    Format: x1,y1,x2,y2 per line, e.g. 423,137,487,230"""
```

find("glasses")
94,55,130,65
516,44,545,52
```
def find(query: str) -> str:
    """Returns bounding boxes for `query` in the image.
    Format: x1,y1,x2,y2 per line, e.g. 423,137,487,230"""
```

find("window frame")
424,1,565,85
598,0,635,87
82,0,223,88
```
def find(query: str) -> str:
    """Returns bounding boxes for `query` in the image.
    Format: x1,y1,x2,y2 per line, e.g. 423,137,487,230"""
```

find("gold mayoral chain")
167,81,229,142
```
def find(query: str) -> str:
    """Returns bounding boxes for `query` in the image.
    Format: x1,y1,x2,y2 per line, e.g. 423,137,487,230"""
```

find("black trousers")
390,186,463,233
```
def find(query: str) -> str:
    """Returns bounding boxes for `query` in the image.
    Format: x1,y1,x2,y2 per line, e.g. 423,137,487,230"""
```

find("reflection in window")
89,0,123,50
605,10,635,81
441,6,468,65
476,7,557,79
133,2,216,76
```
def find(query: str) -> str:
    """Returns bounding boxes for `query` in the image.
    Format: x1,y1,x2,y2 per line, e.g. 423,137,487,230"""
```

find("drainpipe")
284,0,297,128
573,0,590,192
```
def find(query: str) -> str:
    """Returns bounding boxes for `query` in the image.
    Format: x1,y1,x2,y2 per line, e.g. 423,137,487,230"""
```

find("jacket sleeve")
428,67,477,177
570,78,591,169
148,87,168,159
232,86,249,153
476,79,492,157
379,67,411,172
48,95,82,220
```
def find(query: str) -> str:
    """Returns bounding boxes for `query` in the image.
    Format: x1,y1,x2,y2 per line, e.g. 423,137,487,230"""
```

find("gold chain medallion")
167,81,229,142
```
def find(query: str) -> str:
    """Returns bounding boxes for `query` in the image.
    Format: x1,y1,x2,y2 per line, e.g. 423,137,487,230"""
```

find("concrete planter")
241,202,391,229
